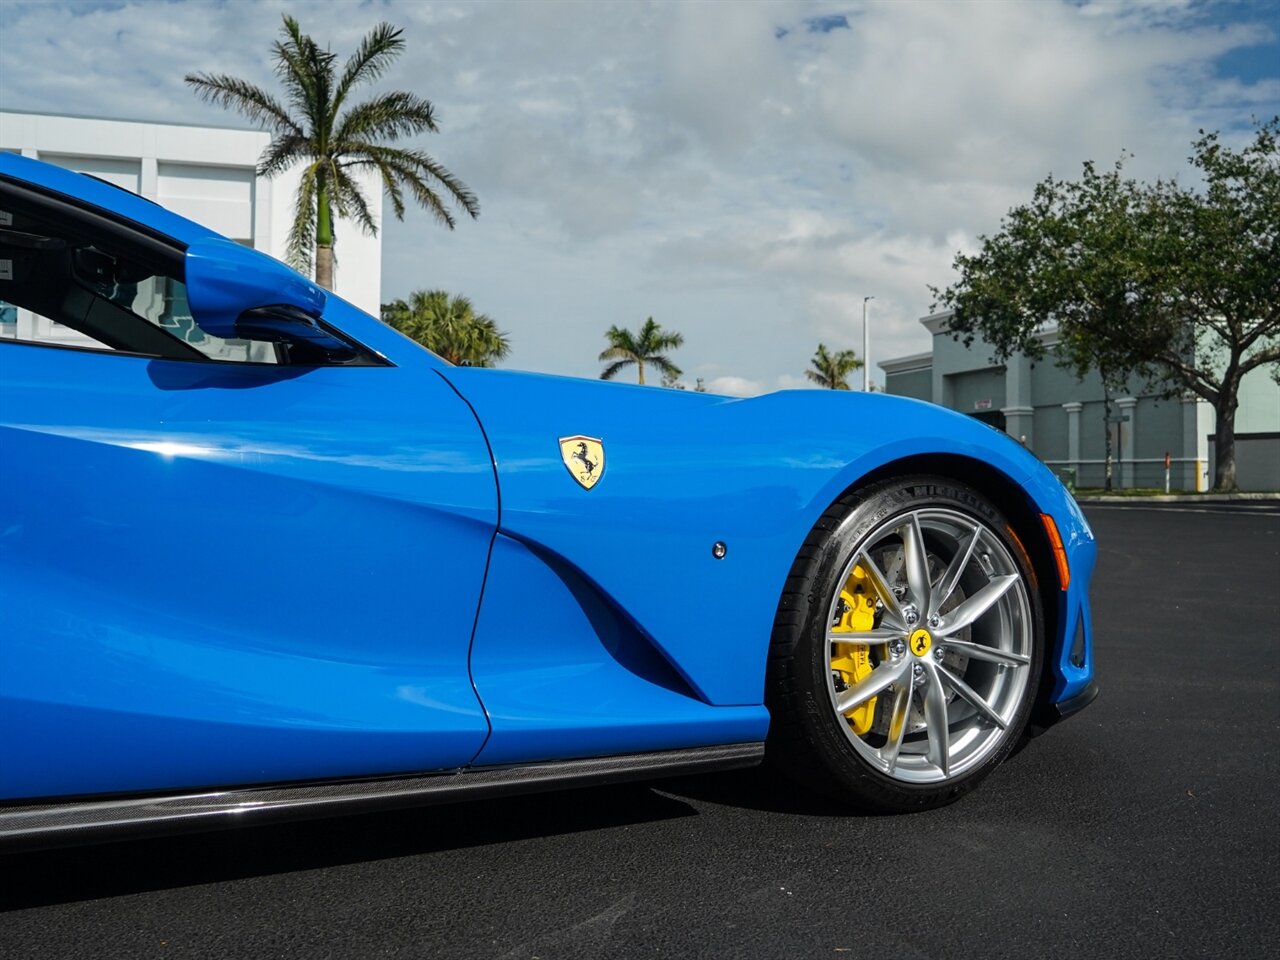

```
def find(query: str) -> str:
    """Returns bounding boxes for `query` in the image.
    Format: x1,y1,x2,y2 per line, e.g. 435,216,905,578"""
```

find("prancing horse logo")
910,628,932,656
558,436,605,490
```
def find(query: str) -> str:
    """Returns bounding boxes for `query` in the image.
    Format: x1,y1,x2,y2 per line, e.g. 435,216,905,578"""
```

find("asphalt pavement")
2,501,1277,959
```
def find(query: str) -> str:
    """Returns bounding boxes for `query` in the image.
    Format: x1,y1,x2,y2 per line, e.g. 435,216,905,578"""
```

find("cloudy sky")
2,0,1278,394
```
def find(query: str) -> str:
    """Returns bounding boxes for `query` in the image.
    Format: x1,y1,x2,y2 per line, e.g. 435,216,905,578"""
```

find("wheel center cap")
910,628,933,657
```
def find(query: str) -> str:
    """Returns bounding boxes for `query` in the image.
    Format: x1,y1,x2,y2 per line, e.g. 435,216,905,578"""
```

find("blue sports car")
0,154,1097,848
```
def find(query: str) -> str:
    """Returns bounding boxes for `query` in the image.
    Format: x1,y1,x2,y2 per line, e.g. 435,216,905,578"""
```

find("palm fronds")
806,343,862,389
600,318,684,384
185,15,477,288
382,289,510,367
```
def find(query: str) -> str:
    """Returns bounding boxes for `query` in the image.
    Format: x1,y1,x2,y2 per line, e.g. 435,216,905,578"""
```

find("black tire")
766,475,1044,813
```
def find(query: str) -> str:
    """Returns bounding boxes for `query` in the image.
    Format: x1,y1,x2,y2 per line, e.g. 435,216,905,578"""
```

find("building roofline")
879,351,933,374
921,310,954,335
0,107,263,135
920,308,1064,343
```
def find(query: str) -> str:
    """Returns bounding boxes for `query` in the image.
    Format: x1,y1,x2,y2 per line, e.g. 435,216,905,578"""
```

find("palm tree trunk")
315,245,334,290
637,360,645,385
315,181,335,291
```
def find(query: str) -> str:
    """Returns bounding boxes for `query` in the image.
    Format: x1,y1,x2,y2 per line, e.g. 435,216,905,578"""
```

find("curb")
1075,493,1280,503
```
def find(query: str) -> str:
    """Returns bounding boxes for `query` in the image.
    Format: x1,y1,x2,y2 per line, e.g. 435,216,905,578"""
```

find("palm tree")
186,16,478,290
381,290,510,367
806,343,862,390
599,317,684,385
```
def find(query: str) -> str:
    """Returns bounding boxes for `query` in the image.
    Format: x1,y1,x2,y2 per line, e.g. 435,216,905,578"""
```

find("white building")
0,110,382,328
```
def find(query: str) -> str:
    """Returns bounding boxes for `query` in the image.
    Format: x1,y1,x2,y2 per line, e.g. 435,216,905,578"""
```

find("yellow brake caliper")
830,564,880,735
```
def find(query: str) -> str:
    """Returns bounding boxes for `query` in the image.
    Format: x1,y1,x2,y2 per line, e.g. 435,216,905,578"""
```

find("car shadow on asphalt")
653,765,882,818
0,782,698,911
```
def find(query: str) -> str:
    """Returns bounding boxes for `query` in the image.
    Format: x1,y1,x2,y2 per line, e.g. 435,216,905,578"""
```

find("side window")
0,197,278,363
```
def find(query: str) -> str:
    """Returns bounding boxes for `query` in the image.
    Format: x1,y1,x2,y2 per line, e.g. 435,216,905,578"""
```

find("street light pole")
863,296,874,391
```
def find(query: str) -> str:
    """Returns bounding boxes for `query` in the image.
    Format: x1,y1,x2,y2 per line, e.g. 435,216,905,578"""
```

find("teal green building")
880,312,1279,492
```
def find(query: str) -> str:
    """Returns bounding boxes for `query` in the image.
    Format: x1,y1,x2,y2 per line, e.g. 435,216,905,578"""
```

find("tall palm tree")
599,317,683,385
186,16,478,290
382,289,510,367
806,343,863,390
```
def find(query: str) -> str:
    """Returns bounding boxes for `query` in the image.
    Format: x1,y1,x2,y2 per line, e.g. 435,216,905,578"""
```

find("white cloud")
1,0,1276,390
703,375,765,397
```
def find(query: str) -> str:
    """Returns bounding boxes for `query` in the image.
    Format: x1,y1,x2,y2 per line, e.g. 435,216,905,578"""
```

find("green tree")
599,317,683,385
186,15,478,290
382,289,510,367
806,343,862,390
1140,122,1280,491
933,119,1280,491
932,159,1160,489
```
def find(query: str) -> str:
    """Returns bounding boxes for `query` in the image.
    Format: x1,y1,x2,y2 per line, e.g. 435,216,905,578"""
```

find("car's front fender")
445,369,1090,708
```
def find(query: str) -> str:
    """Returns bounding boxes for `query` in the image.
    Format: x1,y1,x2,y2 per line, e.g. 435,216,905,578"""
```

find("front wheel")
766,476,1043,812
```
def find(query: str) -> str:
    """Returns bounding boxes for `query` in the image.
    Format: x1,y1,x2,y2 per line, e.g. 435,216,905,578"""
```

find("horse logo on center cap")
910,628,932,656
559,435,605,490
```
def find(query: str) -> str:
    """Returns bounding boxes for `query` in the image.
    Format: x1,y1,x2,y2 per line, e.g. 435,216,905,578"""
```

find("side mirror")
184,237,357,362
185,237,325,336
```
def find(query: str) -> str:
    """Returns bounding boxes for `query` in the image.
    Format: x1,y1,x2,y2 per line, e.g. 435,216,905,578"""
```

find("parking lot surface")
2,502,1277,959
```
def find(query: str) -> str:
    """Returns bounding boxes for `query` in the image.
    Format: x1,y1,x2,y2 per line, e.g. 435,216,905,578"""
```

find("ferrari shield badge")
559,435,605,490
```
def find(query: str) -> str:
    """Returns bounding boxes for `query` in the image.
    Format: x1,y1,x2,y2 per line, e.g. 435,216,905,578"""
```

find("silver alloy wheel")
824,507,1033,784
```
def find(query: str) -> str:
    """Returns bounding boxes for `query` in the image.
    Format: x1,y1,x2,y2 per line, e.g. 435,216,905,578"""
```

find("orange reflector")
1040,513,1070,590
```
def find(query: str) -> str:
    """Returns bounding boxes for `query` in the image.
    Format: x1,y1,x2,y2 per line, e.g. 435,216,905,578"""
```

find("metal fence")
1043,458,1208,493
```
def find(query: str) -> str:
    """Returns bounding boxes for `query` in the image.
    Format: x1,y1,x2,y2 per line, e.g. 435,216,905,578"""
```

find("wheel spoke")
938,664,1007,729
940,639,1030,667
829,627,904,647
880,682,913,774
901,513,932,613
934,574,1019,636
835,659,906,715
929,528,978,617
818,501,1036,790
921,662,950,777
856,551,904,626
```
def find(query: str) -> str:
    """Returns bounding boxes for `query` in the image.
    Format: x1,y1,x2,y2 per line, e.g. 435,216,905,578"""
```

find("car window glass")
0,204,278,363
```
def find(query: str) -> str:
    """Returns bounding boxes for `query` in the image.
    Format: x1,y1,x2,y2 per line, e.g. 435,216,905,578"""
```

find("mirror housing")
185,235,334,342
235,305,359,364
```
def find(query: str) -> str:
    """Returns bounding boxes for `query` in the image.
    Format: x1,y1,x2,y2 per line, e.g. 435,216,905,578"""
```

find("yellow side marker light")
1040,513,1070,590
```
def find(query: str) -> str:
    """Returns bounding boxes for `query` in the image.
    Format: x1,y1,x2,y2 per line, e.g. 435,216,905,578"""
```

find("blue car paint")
185,236,328,337
1031,471,1097,702
468,534,771,766
0,343,497,799
446,367,1096,713
0,154,1095,800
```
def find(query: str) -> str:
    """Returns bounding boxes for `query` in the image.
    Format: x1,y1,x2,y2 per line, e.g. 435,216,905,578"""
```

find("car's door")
0,181,497,800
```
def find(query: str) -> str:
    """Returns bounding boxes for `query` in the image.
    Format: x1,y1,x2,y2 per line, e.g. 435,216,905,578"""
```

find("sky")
2,0,1278,394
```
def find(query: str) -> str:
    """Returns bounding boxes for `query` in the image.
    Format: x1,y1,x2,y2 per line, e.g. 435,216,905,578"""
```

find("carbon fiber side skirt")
0,742,764,851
